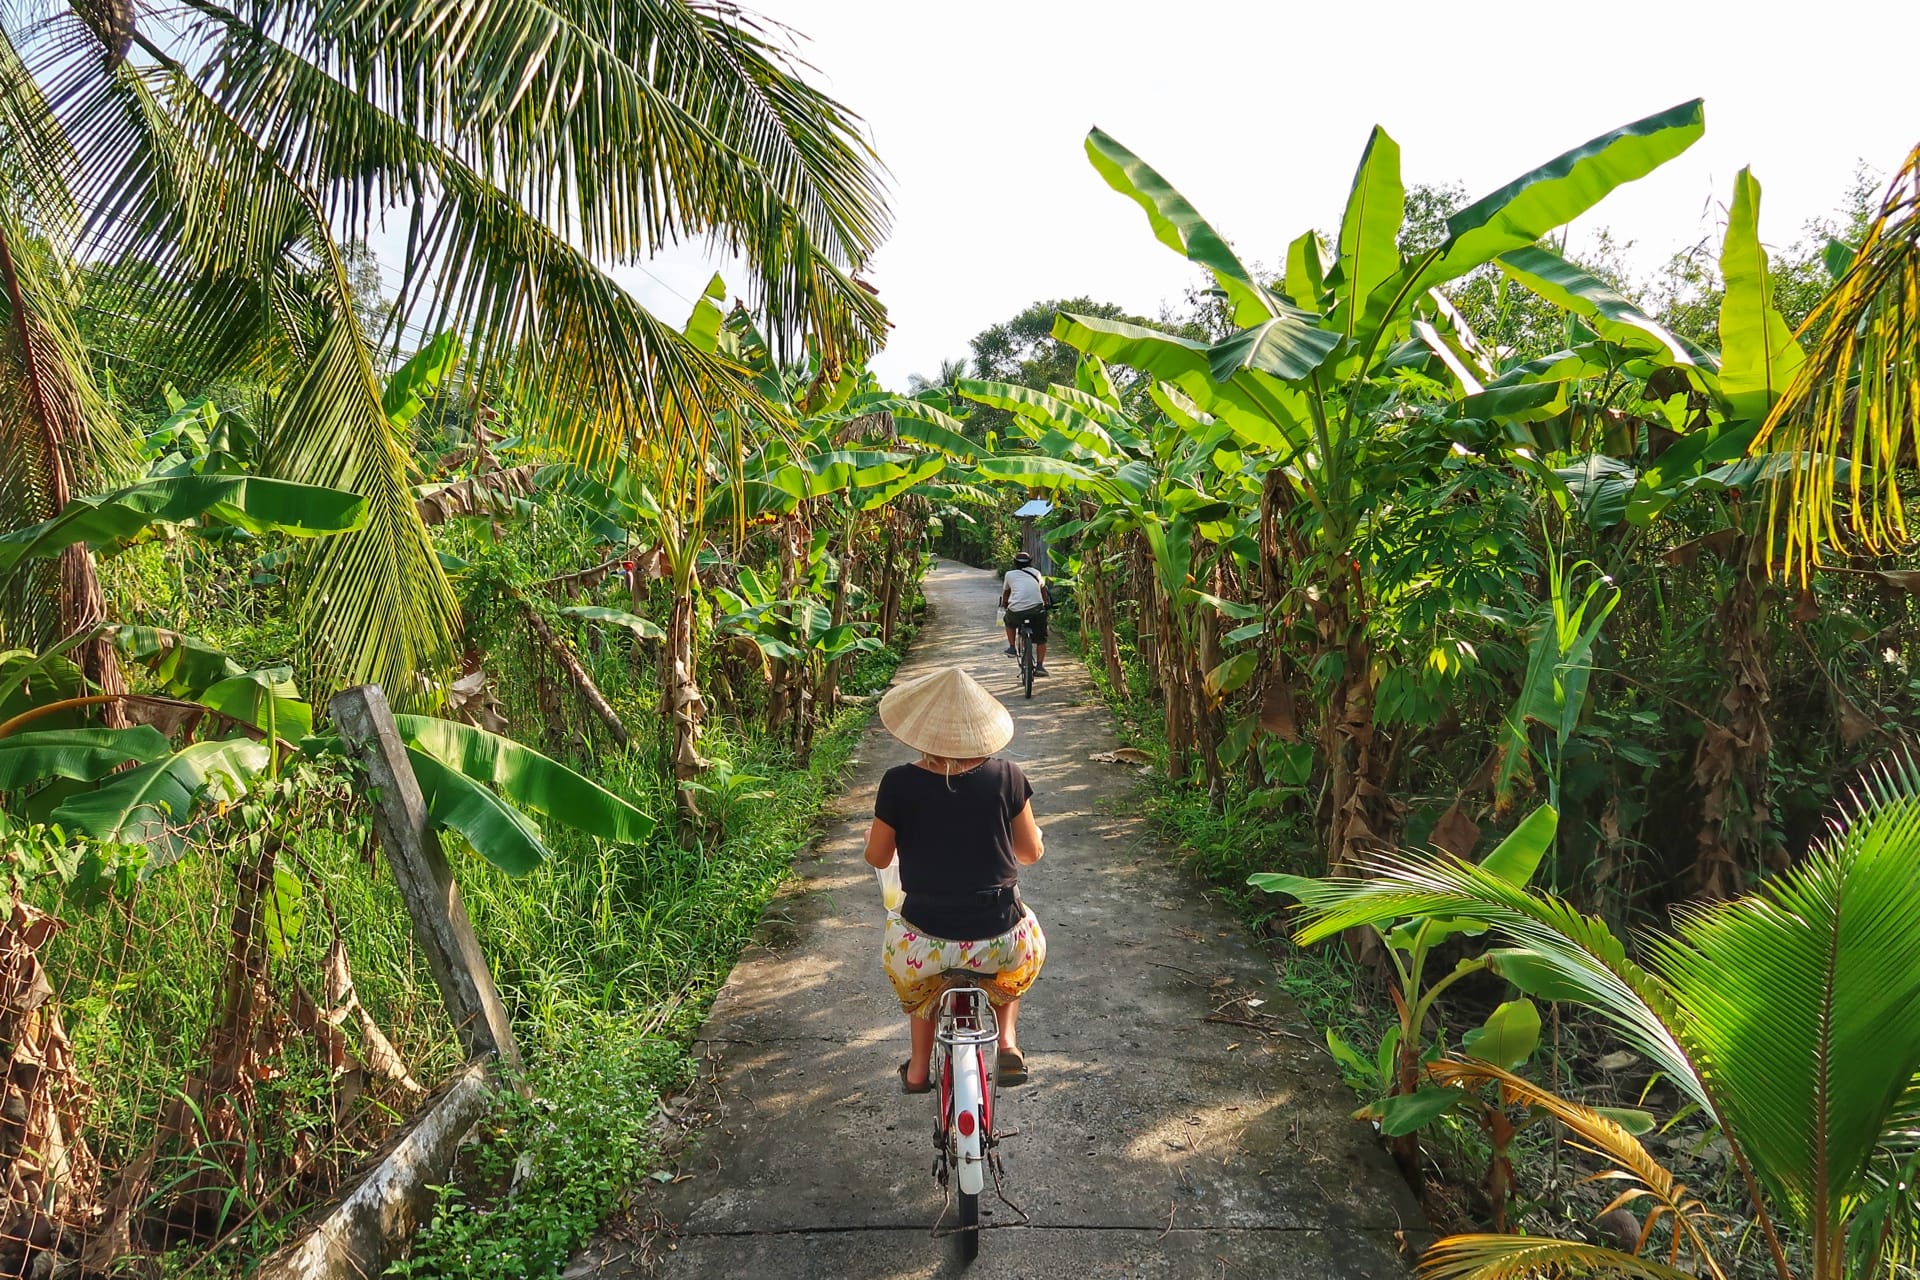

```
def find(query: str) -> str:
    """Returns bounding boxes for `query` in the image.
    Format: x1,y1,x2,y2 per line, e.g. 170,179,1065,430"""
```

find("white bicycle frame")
934,984,997,1197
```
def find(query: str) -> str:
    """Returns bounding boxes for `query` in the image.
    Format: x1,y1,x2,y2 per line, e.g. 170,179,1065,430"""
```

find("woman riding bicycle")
863,666,1047,1093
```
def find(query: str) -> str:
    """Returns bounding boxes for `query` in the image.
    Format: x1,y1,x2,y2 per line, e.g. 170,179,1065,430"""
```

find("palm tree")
906,357,969,393
1276,757,1920,1279
0,0,890,701
1759,143,1918,579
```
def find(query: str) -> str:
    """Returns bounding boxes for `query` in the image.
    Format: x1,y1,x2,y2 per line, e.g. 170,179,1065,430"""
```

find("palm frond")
52,38,461,699
291,0,889,361
1278,851,1708,1117
1429,1059,1726,1279
1757,143,1920,579
1417,1235,1704,1280
0,20,76,227
111,4,788,467
1649,754,1920,1251
264,310,460,699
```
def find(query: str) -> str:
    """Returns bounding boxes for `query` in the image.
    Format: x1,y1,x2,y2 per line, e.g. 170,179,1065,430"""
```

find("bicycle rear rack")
933,980,999,1048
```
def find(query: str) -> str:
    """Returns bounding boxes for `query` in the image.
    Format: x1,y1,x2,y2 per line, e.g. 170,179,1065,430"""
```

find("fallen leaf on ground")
1090,747,1154,765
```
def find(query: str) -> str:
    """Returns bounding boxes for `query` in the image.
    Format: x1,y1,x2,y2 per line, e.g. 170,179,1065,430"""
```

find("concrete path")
581,559,1421,1279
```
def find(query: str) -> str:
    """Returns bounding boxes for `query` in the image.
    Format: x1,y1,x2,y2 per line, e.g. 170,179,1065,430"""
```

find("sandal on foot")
899,1060,933,1094
996,1048,1030,1086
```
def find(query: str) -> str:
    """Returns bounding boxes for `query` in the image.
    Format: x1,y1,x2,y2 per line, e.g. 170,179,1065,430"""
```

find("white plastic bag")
874,856,903,914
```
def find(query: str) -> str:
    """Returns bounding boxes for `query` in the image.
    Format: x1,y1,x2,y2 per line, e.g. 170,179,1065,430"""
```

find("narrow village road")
580,558,1421,1279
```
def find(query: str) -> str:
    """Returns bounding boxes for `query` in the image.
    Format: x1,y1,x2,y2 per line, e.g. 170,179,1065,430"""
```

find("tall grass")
53,513,923,1276
389,641,906,1278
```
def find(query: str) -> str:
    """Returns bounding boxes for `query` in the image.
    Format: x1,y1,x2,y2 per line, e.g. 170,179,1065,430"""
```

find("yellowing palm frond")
1758,143,1920,578
1428,1059,1726,1279
1418,1235,1704,1280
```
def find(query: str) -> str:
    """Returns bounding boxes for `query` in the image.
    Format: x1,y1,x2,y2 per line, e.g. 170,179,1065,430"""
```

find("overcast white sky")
614,0,1918,388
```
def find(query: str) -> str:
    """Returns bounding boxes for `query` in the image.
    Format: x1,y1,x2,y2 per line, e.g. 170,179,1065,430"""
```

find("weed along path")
579,559,1421,1279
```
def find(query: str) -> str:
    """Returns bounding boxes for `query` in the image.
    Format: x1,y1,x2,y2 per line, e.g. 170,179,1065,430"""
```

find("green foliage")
1494,552,1621,813
0,475,368,581
0,816,148,897
1270,755,1920,1277
386,1022,689,1280
1254,806,1556,1153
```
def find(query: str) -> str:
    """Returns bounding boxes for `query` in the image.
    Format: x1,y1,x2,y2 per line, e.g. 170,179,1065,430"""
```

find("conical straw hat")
878,666,1014,759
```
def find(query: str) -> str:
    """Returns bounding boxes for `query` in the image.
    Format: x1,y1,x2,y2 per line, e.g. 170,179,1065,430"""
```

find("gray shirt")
1004,567,1046,612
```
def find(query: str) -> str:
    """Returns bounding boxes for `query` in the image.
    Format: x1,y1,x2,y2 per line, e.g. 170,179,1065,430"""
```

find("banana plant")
1058,101,1707,874
956,362,1250,792
143,386,259,477
565,280,955,807
0,631,650,876
1493,548,1621,824
1254,805,1565,1214
713,564,881,757
698,307,960,753
1487,168,1813,895
1274,756,1920,1280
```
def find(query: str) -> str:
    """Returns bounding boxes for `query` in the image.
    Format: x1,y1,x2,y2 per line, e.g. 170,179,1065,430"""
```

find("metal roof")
1012,498,1054,519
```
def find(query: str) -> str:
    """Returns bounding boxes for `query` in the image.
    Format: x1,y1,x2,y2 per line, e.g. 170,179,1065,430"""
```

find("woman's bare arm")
1010,801,1045,865
863,817,898,868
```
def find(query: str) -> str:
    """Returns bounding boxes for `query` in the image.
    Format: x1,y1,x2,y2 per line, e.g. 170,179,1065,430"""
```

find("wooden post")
330,684,521,1069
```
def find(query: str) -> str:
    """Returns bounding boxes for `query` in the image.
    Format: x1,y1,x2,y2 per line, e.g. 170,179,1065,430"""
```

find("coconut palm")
0,0,890,700
1759,144,1919,579
1269,757,1920,1280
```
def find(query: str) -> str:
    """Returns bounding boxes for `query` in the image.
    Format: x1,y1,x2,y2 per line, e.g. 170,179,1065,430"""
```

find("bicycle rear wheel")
1020,628,1034,699
957,1186,979,1260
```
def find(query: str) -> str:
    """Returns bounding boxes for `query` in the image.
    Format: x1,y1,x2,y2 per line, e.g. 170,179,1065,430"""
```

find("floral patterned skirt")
882,909,1047,1020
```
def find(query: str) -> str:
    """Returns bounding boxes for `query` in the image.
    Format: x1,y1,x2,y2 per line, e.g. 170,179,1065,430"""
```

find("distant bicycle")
1013,613,1038,700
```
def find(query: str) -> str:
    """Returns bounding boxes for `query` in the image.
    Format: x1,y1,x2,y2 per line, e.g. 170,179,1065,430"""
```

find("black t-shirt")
874,758,1033,941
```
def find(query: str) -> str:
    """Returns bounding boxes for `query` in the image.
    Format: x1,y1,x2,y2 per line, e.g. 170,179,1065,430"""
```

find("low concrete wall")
252,1059,496,1280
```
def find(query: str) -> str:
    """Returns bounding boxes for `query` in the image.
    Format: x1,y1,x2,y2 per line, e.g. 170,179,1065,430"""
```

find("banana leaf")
0,726,172,789
393,715,651,844
406,747,547,875
1084,127,1281,326
1371,99,1706,329
53,737,270,861
0,475,368,582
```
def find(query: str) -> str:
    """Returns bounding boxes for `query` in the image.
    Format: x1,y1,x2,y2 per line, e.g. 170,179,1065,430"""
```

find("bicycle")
927,972,1026,1261
1015,615,1037,700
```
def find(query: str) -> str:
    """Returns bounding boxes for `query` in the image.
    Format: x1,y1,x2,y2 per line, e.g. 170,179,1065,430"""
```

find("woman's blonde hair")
918,751,985,790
